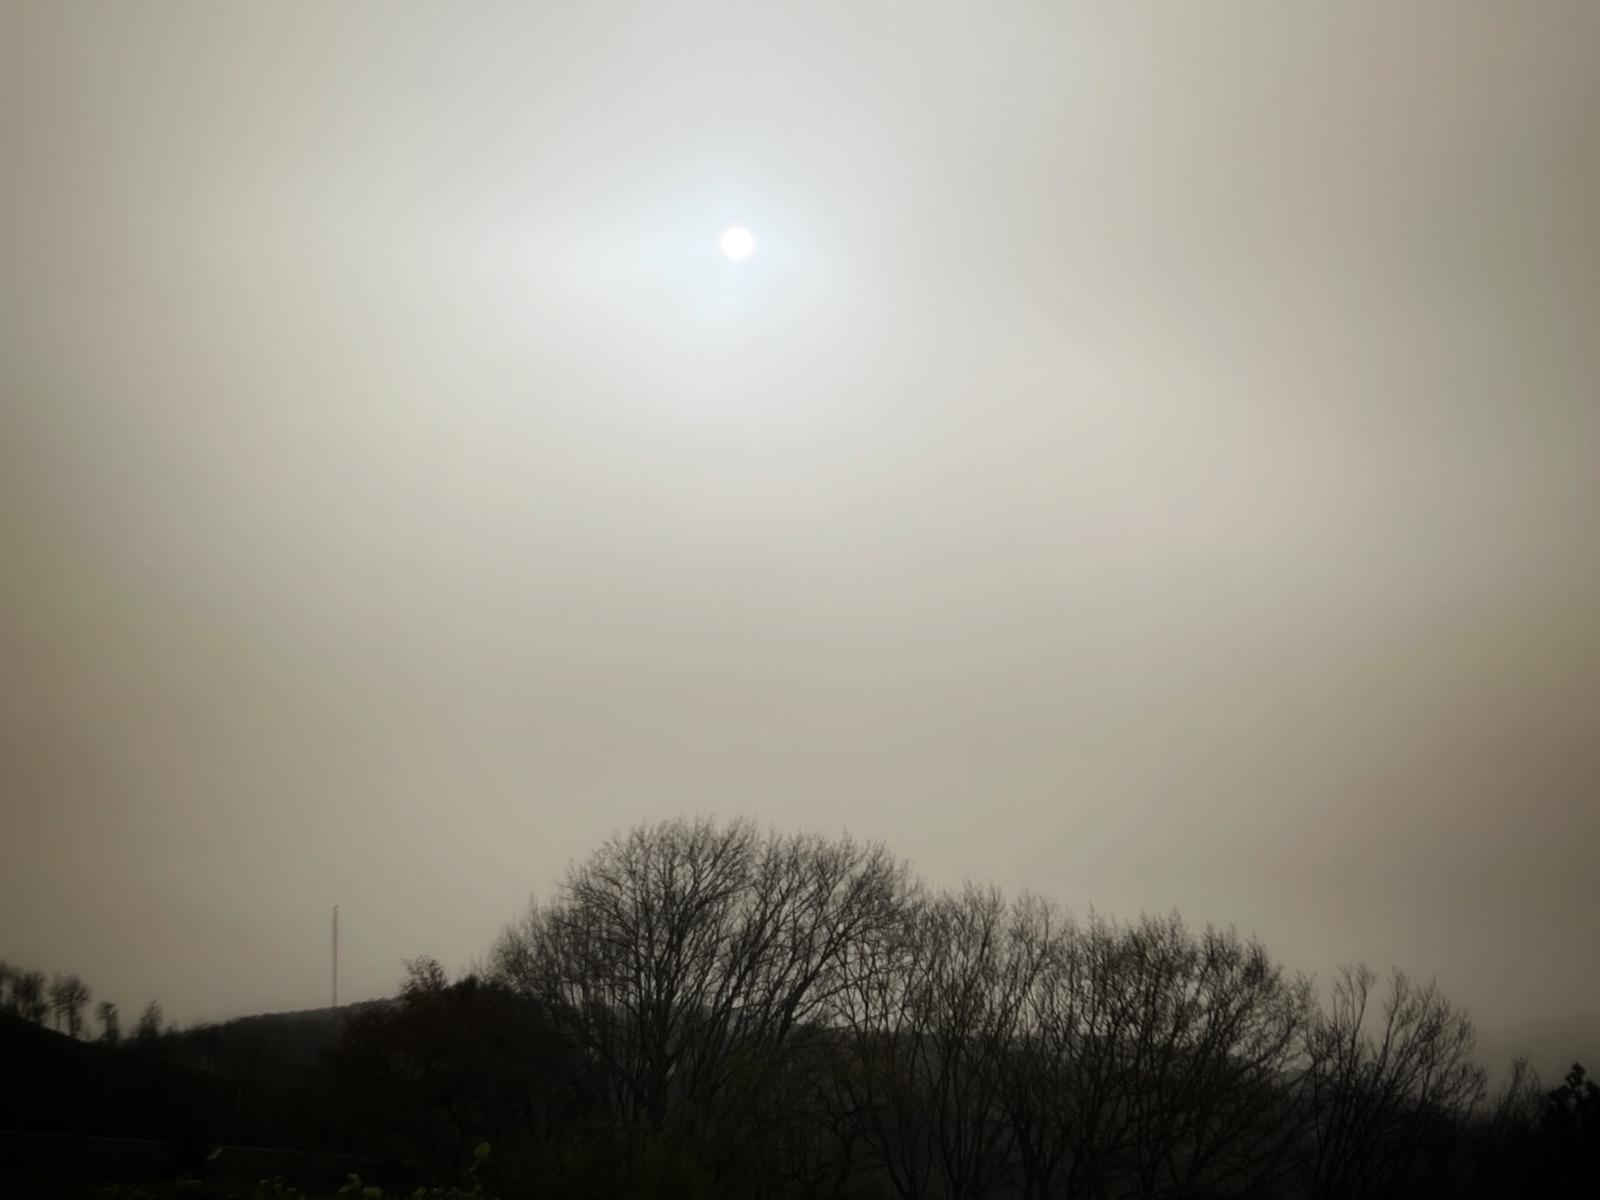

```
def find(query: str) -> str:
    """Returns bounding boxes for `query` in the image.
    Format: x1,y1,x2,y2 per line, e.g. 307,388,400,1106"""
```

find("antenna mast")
332,905,339,1010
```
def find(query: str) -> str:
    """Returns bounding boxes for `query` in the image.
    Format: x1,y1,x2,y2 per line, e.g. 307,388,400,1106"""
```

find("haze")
2,1,1597,1036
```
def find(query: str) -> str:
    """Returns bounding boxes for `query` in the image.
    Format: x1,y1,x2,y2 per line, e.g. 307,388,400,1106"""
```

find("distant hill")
0,1010,406,1192
0,1001,389,1148
176,1001,386,1076
0,1011,229,1140
1477,1012,1600,1085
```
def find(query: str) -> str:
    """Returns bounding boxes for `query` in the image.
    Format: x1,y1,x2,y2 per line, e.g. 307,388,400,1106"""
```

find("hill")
0,1001,387,1148
0,1011,229,1140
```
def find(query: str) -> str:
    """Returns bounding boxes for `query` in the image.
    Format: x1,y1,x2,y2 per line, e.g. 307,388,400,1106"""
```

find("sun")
719,226,756,262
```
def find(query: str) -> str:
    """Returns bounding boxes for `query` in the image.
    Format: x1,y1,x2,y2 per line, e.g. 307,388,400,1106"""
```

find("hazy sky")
3,2,1598,1033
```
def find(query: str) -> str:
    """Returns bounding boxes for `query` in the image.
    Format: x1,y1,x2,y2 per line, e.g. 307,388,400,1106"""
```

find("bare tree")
987,904,1158,1200
134,999,164,1042
1025,911,1149,1200
493,817,910,1184
987,896,1079,1200
49,973,91,1038
1088,914,1316,1200
823,881,937,1200
11,969,48,1024
68,976,92,1039
963,909,1318,1200
828,886,1093,1200
826,885,1008,1200
1301,964,1487,1199
472,823,1506,1198
96,1000,120,1045
49,974,67,1032
910,886,1028,1200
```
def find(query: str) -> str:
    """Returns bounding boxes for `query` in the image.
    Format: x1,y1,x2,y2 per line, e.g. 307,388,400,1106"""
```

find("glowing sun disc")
720,226,756,261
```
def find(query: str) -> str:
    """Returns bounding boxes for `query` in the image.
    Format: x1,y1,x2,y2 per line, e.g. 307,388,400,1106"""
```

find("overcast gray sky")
3,1,1598,1033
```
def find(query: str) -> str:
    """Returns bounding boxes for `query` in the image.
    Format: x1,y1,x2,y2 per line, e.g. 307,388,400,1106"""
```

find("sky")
2,1,1598,1035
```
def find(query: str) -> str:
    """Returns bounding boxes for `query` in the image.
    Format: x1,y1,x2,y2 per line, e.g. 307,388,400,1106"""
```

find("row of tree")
12,820,1590,1195
0,960,164,1044
321,817,1594,1197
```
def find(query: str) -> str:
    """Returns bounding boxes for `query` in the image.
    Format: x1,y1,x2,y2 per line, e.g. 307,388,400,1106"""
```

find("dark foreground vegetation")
5,819,1598,1197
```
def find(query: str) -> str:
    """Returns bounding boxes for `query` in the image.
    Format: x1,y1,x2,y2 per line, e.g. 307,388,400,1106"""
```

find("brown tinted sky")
3,1,1598,1032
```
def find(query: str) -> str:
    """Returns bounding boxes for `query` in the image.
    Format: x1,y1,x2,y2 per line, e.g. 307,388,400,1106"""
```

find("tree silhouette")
1301,965,1486,1199
134,999,164,1042
96,1000,120,1045
493,817,909,1191
326,958,592,1187
11,969,48,1024
9,819,1571,1197
1543,1061,1600,1146
49,973,92,1037
486,820,1532,1198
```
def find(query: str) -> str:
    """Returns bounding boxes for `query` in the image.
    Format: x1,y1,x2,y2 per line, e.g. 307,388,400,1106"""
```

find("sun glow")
719,226,756,262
